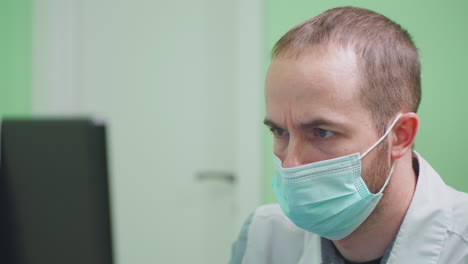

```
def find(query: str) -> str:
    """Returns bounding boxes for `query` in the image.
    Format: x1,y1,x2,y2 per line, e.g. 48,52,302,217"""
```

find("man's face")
265,46,390,193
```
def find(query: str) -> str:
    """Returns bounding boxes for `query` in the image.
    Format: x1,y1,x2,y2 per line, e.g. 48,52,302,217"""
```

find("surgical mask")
272,114,402,240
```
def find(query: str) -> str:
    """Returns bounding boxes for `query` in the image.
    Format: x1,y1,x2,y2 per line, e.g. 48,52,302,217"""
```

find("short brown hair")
273,6,421,134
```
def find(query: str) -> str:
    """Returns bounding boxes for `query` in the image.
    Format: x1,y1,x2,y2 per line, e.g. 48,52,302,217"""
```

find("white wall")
33,0,263,263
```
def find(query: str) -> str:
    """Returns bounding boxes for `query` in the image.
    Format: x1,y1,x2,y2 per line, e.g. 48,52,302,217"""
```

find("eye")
270,127,289,137
313,128,334,138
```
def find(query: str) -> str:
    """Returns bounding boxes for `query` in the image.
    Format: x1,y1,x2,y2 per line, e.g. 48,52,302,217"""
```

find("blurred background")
1,0,467,263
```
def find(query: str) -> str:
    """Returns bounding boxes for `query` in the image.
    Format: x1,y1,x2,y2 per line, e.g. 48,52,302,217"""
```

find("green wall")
263,0,468,203
0,0,32,117
3,0,467,211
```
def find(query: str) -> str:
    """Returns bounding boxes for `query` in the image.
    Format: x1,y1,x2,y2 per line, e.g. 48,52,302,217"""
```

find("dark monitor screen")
0,119,113,264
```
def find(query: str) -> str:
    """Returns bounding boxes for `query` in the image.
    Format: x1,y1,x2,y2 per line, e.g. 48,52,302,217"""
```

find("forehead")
265,46,371,126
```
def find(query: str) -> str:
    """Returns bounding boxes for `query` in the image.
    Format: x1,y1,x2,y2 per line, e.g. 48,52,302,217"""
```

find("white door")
32,0,263,263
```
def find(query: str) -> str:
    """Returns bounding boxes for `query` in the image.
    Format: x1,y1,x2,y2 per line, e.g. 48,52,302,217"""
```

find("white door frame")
234,0,264,228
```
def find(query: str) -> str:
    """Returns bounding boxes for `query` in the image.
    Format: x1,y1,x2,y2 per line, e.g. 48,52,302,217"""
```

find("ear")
391,112,419,159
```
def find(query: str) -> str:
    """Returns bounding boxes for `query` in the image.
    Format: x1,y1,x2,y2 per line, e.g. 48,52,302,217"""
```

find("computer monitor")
0,119,113,264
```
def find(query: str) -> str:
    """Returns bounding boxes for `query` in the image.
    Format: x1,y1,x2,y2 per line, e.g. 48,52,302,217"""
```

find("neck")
332,152,417,262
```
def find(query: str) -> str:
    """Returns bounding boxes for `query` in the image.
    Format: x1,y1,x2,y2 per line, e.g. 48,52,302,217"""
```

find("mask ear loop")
359,113,403,160
358,113,402,194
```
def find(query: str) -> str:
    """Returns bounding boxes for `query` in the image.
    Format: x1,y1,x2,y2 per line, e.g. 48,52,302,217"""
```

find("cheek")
360,146,391,193
311,137,354,158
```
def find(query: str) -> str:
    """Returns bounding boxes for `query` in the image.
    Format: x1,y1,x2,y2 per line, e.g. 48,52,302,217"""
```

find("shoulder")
417,153,468,262
245,204,304,243
417,153,468,240
447,187,468,242
439,188,468,263
252,204,294,224
229,204,308,264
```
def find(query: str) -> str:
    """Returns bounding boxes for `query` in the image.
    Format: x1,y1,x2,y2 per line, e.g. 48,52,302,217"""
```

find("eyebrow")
299,119,338,129
263,117,342,130
263,119,282,129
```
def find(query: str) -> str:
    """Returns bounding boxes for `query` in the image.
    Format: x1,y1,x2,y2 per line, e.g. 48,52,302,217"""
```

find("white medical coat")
230,153,468,263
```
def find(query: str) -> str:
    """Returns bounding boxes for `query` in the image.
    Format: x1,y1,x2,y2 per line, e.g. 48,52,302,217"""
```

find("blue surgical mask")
272,114,402,240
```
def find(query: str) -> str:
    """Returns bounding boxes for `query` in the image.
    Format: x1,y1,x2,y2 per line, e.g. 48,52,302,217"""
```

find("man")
230,6,468,264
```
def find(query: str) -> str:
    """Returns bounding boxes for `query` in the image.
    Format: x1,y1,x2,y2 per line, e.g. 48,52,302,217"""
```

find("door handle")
196,171,236,183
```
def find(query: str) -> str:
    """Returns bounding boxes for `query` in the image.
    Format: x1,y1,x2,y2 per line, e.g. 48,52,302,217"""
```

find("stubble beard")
356,139,392,233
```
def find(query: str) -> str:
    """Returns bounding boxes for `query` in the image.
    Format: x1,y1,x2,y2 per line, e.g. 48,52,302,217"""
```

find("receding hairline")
270,42,368,108
272,40,359,62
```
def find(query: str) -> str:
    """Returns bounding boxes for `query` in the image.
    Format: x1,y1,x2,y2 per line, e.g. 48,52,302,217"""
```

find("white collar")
385,151,450,263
